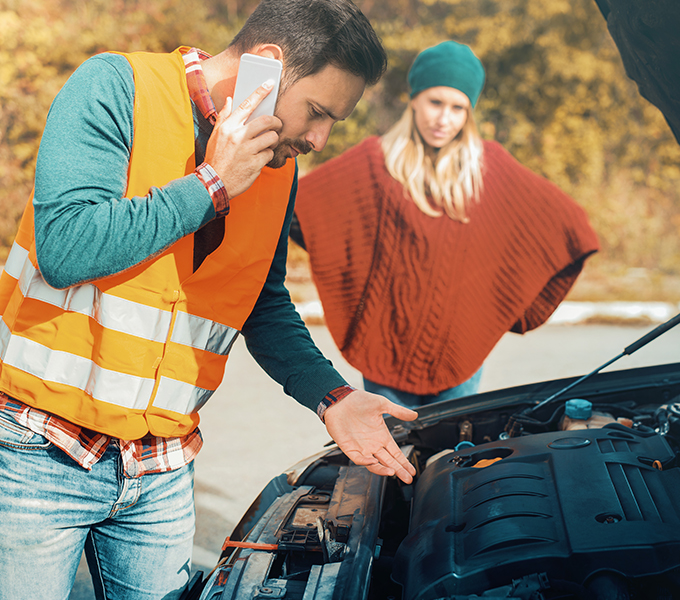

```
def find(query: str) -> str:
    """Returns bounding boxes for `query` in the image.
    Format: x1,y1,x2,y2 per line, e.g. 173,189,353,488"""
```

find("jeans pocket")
0,412,51,449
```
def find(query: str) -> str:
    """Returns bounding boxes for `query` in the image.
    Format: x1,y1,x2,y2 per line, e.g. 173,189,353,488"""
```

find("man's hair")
230,0,387,87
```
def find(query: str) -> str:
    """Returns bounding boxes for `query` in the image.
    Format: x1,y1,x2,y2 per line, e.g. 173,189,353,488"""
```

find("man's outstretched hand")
323,390,418,484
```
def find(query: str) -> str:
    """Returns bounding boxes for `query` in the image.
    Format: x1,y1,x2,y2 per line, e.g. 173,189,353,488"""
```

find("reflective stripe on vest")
4,239,239,354
0,49,294,438
0,239,239,413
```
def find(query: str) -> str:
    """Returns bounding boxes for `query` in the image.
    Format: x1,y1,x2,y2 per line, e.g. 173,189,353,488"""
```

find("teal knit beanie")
408,41,485,107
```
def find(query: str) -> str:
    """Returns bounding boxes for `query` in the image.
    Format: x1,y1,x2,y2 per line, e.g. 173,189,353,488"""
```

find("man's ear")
250,44,283,62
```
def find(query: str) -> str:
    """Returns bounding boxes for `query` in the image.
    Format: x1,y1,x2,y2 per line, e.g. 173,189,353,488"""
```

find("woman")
292,41,599,408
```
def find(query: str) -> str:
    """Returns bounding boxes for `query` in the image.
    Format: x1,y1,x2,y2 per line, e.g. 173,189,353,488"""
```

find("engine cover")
393,426,680,599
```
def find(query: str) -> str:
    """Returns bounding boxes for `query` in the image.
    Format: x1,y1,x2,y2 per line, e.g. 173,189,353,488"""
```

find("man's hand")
204,82,282,199
323,390,418,484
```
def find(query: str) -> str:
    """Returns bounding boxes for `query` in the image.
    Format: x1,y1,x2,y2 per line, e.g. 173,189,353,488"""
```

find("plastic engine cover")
393,426,680,600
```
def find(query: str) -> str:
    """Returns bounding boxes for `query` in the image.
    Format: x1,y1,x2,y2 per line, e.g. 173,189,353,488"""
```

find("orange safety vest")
0,49,294,439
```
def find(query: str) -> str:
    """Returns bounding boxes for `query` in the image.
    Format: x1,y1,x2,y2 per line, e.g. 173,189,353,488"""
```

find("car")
182,316,680,600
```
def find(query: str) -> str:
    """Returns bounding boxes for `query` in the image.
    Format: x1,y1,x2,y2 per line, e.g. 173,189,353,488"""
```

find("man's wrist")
317,385,356,422
195,162,229,217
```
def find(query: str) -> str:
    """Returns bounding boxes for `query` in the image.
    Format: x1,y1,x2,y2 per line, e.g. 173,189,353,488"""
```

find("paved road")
69,321,680,598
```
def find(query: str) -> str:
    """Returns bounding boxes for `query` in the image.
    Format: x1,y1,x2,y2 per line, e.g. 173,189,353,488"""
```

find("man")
0,1,417,598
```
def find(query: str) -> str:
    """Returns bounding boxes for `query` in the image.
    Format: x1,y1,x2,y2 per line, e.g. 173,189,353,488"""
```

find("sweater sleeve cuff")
195,162,229,217
317,385,356,423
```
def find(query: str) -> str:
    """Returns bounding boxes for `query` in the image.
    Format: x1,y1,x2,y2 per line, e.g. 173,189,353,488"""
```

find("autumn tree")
2,0,680,287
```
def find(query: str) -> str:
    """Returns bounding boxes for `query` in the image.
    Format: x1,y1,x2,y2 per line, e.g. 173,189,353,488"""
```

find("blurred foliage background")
2,0,680,300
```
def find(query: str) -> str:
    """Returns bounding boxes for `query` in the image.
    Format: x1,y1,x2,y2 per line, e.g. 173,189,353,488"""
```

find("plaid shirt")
0,48,353,476
184,47,230,216
0,392,202,477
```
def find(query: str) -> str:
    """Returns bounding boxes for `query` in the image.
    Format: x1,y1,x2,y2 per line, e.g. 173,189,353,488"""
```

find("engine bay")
193,364,680,600
396,424,680,600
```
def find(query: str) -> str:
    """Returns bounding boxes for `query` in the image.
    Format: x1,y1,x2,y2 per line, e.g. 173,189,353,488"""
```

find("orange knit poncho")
295,137,599,395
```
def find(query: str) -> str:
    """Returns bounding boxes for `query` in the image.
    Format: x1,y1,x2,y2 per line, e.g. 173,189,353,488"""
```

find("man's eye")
310,107,324,118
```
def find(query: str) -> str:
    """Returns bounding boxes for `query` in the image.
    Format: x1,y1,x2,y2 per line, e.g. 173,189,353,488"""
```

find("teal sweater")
32,53,346,412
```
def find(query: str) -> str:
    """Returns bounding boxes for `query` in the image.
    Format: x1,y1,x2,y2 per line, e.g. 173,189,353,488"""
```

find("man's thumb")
384,402,418,422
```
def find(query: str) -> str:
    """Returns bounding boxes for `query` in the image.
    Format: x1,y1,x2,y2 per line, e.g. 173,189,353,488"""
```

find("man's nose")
306,122,334,152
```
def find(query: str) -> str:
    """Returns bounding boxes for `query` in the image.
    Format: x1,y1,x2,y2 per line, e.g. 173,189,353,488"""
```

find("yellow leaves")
542,46,597,82
526,0,571,19
0,10,20,49
577,173,680,273
1,0,679,278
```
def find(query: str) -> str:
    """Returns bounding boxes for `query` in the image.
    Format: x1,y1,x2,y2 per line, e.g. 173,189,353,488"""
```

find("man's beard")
267,138,312,169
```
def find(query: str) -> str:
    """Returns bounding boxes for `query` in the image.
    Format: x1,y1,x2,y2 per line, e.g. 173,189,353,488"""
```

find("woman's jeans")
364,367,483,408
0,411,195,600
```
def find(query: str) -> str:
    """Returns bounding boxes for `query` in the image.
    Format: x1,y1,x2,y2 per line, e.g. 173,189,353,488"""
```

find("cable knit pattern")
295,136,599,395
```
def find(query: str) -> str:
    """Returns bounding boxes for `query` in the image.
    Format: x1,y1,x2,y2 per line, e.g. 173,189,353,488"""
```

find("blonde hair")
381,105,484,222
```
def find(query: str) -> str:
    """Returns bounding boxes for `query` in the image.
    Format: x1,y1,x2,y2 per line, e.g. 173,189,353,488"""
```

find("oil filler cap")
549,437,591,449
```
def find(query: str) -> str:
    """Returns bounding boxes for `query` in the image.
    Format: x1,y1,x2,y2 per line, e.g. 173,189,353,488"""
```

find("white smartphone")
232,53,282,124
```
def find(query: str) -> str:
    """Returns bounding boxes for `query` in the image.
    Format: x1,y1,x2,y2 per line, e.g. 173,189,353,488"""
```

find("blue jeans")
363,367,483,408
0,411,195,600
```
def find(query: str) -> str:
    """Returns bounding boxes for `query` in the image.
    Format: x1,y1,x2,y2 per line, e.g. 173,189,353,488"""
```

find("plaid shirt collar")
182,47,218,126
